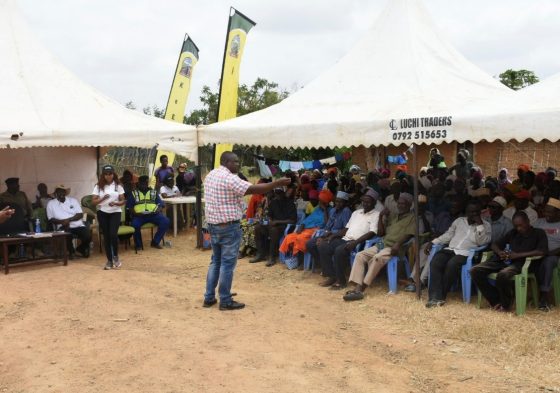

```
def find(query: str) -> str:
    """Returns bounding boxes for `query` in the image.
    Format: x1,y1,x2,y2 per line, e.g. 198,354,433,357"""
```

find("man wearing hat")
344,193,416,301
534,198,560,311
306,191,352,271
484,196,513,244
0,177,33,219
318,188,380,290
128,175,169,250
46,184,91,258
503,189,538,225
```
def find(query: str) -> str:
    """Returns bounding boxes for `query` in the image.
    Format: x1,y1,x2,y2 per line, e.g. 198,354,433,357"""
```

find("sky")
17,0,560,114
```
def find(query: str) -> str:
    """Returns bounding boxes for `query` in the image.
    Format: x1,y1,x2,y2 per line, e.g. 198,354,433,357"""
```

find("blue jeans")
131,213,170,248
204,222,242,304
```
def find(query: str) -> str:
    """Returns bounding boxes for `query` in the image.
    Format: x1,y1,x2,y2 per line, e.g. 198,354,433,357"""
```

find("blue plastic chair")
303,229,325,271
386,238,415,294
427,243,488,303
350,237,382,266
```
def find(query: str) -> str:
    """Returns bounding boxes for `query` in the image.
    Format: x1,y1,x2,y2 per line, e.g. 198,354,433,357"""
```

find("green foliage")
142,105,165,118
499,69,539,90
184,78,288,125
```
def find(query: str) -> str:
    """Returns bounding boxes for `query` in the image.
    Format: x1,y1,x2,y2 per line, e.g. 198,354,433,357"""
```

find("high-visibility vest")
132,189,158,214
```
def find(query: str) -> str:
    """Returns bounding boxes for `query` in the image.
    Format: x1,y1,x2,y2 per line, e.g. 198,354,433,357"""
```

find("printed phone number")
391,130,448,141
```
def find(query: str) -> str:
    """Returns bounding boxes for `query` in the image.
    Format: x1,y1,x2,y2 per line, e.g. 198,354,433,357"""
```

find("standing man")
203,152,290,311
0,178,33,219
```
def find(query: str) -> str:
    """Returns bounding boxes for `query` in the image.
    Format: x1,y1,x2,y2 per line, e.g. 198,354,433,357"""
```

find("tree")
499,69,539,90
142,104,164,118
184,78,288,125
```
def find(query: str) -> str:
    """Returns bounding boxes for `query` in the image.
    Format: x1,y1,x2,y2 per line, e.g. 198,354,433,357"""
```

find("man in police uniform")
127,175,169,250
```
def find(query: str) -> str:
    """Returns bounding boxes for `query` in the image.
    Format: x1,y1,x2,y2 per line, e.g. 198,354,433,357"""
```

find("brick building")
352,140,559,178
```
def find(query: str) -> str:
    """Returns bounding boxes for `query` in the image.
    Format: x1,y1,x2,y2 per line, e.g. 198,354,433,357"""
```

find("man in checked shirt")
203,152,291,311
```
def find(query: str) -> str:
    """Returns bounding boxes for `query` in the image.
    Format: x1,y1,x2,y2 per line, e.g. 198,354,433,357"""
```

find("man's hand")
380,208,391,217
390,244,400,256
498,250,509,260
0,206,15,224
296,226,303,234
344,240,358,252
424,242,433,255
101,194,110,201
275,178,292,187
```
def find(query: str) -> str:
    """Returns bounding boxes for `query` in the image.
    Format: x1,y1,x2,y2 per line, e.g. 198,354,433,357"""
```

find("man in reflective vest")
127,175,169,250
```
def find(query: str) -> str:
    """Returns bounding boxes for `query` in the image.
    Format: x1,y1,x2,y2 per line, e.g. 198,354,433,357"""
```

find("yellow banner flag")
150,35,199,188
214,9,256,168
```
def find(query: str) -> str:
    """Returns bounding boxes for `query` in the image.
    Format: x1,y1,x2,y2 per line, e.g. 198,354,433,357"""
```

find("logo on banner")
388,116,453,142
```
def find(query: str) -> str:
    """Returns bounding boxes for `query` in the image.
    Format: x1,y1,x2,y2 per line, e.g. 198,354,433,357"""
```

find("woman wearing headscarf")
497,168,511,191
278,190,333,266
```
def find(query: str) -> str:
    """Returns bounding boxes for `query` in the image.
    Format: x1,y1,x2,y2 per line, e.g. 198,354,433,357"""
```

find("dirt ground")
1,231,559,393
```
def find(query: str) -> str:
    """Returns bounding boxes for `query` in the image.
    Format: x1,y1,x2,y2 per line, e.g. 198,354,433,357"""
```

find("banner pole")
196,146,203,248
412,144,422,300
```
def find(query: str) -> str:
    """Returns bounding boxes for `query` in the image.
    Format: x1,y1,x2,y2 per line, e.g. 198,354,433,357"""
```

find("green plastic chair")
476,254,539,316
31,207,49,232
98,207,135,253
553,266,560,306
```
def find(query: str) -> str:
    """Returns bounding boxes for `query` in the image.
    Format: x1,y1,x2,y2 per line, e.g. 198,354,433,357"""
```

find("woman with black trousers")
92,165,126,270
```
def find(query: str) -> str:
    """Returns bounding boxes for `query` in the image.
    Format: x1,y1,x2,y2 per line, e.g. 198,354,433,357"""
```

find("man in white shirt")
46,184,91,259
425,200,491,307
317,189,380,289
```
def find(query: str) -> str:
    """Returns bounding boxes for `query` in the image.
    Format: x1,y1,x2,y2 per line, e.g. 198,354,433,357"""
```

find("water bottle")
504,244,511,265
35,218,41,233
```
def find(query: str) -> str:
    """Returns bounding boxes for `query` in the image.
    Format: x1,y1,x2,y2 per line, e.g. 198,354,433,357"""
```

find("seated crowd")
239,152,560,313
0,160,196,266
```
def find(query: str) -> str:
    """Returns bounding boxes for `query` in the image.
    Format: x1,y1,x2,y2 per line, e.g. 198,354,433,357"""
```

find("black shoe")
538,301,551,312
265,258,277,267
249,255,266,263
150,242,163,249
203,299,217,308
219,300,245,311
78,247,90,258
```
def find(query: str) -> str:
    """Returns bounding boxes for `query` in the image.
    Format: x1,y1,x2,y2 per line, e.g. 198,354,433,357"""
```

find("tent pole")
412,144,421,300
196,146,203,248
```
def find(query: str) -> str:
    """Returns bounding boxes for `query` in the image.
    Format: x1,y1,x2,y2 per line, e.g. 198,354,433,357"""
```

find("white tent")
0,0,197,198
199,0,520,149
0,0,197,156
199,0,560,149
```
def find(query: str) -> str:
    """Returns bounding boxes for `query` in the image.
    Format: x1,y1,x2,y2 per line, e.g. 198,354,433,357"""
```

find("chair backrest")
31,207,49,232
296,210,306,224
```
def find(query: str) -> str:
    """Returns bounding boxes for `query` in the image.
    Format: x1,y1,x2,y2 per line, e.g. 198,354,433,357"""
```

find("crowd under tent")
0,0,198,198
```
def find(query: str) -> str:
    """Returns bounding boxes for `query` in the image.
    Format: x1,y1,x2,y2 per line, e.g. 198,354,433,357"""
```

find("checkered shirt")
204,166,251,224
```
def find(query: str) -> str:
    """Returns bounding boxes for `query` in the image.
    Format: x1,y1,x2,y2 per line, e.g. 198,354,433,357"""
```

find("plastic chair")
476,256,540,316
427,243,487,303
553,266,560,306
303,229,325,271
386,238,415,294
80,195,99,251
98,207,135,253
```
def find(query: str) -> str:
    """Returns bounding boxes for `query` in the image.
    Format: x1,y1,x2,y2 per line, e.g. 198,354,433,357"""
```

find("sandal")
343,291,364,301
319,277,336,287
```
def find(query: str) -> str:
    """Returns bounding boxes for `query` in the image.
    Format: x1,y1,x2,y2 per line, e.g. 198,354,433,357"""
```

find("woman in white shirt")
92,165,125,270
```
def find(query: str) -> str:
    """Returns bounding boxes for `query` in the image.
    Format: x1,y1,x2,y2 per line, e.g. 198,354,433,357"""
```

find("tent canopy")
199,0,559,149
0,0,197,160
